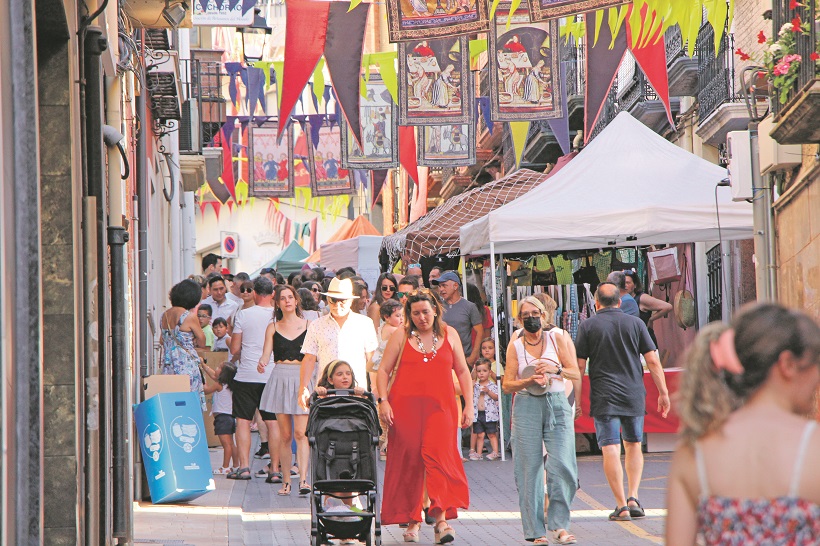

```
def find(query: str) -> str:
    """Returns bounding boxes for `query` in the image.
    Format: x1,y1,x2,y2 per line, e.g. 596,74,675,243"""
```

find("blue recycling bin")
134,391,215,504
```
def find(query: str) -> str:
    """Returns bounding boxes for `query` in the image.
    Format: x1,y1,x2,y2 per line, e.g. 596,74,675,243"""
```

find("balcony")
695,24,749,147
770,0,820,144
617,55,680,134
665,26,699,96
562,40,586,130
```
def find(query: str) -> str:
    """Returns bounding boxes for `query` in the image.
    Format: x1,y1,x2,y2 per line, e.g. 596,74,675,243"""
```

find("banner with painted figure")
249,122,295,198
488,3,562,121
307,119,356,196
417,123,475,166
528,0,628,22
340,78,400,169
387,0,489,42
398,36,473,126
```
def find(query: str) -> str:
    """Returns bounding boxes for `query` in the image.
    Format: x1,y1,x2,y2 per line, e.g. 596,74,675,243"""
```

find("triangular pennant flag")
398,126,419,184
207,177,232,204
279,0,331,138
311,58,326,107
308,114,324,147
546,61,571,154
509,121,529,168
627,6,674,128
251,61,273,91
371,169,388,206
219,122,238,200
246,66,266,116
477,96,493,135
584,11,627,142
200,202,207,217
211,201,222,220
324,1,369,148
224,62,243,108
369,52,398,104
272,61,284,111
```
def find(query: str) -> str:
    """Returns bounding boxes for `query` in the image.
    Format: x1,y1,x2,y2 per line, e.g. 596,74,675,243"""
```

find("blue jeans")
593,415,644,448
512,392,578,539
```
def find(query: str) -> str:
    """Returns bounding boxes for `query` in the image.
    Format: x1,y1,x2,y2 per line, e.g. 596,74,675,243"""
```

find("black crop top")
273,328,307,362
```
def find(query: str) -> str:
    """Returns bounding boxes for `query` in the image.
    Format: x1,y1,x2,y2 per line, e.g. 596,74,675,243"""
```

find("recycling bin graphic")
134,392,215,503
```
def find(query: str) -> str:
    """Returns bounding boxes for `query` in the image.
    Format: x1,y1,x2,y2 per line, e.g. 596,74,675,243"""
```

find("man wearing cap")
432,271,483,367
298,278,380,409
407,263,424,286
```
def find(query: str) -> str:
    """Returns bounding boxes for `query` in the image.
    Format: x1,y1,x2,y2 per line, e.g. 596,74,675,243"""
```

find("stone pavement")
135,436,671,545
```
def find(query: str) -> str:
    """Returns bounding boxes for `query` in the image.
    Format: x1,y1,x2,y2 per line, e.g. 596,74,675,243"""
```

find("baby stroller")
307,390,382,546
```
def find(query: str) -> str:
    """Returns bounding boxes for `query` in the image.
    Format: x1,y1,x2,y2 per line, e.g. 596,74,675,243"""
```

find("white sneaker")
468,452,482,461
213,466,232,475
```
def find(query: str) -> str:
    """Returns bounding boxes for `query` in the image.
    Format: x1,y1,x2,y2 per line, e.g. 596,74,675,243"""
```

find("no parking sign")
221,232,239,258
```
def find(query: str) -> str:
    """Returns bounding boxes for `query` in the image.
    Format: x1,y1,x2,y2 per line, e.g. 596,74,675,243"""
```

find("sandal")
265,472,283,484
423,506,435,526
290,464,299,477
627,497,645,518
533,538,549,544
227,467,251,480
299,481,311,495
403,522,421,543
608,506,631,521
550,529,577,544
277,482,291,496
434,521,455,544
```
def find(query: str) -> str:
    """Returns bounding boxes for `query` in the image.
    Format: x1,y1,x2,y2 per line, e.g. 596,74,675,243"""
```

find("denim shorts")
592,415,644,448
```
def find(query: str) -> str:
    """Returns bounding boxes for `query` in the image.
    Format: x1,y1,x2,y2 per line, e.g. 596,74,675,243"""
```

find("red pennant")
279,0,330,138
200,203,207,217
227,201,234,213
309,217,318,253
211,201,222,220
627,8,673,127
217,124,238,200
398,126,419,185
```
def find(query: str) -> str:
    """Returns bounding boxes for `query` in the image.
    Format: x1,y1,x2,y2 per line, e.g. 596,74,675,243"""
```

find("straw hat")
320,278,359,299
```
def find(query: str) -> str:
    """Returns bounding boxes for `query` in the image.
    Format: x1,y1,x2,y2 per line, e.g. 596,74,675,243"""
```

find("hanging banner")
417,122,476,166
249,121,296,198
488,3,562,122
528,0,627,23
398,36,473,126
387,0,489,42
341,78,400,169
307,118,356,196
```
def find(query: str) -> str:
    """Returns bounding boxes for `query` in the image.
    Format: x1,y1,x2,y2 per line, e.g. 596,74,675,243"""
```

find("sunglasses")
328,297,350,304
395,292,406,299
240,288,253,294
381,285,396,292
312,287,321,292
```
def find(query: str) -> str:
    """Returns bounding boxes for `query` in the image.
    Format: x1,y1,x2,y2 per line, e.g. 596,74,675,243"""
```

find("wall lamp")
237,8,272,65
162,0,188,29
103,125,130,180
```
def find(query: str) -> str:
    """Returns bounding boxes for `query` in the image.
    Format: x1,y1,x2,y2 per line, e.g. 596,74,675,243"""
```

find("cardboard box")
134,392,215,503
142,375,190,400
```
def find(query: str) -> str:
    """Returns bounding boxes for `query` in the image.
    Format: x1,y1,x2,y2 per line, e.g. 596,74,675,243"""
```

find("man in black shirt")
575,282,670,522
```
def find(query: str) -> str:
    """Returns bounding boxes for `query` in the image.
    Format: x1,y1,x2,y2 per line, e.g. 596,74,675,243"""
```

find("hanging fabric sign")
341,77,400,169
398,36,473,126
307,118,356,196
528,0,627,22
417,122,476,167
488,2,562,122
249,121,296,198
386,0,489,42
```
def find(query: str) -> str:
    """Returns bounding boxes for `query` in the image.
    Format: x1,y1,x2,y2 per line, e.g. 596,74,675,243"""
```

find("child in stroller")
307,361,382,546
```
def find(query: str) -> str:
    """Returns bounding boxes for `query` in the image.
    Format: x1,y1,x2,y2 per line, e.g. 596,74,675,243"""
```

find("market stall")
304,215,381,264
249,240,310,277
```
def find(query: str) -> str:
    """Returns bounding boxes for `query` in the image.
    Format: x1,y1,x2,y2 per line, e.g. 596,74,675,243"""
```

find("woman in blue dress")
160,279,208,411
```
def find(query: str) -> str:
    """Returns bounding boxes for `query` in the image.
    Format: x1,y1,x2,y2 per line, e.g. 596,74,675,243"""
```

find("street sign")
221,232,239,258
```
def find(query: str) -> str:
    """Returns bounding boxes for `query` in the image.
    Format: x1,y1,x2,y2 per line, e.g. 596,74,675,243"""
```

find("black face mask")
522,316,542,333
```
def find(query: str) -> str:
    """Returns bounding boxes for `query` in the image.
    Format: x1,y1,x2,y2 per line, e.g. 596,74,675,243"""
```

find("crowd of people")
157,252,820,545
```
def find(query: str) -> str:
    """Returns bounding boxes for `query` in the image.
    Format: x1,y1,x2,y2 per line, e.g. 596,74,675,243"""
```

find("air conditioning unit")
758,115,801,175
726,131,753,201
180,99,202,153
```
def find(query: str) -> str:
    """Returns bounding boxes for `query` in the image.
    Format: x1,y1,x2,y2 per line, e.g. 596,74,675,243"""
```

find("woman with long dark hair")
296,287,321,321
160,279,207,410
367,272,400,329
666,304,820,545
623,270,672,346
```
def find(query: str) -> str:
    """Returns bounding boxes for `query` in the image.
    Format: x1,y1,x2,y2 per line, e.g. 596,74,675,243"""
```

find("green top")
203,324,215,350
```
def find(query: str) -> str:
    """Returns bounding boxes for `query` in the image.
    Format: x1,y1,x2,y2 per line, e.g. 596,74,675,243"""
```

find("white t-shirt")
301,312,379,388
233,305,275,383
212,385,233,415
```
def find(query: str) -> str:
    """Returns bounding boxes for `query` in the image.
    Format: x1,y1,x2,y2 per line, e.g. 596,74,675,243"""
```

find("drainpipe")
136,31,149,379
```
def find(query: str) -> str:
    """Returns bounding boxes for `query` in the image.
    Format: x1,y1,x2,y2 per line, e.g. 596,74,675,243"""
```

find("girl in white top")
201,362,238,474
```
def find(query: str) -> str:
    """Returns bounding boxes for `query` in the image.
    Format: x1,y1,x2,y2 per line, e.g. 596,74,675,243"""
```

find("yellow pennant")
509,121,529,168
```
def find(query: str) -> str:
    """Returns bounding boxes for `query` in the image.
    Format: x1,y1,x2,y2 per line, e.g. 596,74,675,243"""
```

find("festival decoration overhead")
249,121,296,198
398,125,420,184
417,122,476,166
584,6,673,143
527,0,627,22
509,121,530,168
387,0,490,42
547,59,571,154
307,118,356,196
488,4,562,122
398,36,473,126
341,78,400,169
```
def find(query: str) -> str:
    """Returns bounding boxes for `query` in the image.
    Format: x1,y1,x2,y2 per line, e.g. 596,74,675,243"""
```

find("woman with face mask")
503,296,582,545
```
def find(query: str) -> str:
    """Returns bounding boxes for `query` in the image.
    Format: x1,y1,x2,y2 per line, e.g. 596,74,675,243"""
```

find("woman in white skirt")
258,284,310,496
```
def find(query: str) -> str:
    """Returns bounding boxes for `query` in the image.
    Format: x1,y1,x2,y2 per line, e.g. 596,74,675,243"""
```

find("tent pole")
489,243,505,462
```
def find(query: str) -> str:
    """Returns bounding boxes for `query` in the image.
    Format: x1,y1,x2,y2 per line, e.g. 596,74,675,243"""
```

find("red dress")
381,332,470,525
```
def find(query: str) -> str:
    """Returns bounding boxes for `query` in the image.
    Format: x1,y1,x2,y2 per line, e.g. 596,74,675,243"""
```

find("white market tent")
319,235,384,290
460,112,754,256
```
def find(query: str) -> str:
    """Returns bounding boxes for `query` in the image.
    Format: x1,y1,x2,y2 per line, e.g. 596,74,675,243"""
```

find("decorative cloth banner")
216,119,238,200
488,4,562,122
398,36,473,126
509,121,530,168
279,0,330,138
307,118,356,196
417,122,476,166
324,1,369,147
528,0,627,22
546,60,571,155
398,125,419,184
249,121,296,198
386,0,489,42
584,6,672,142
206,177,233,204
409,166,429,223
371,169,389,206
341,77,400,170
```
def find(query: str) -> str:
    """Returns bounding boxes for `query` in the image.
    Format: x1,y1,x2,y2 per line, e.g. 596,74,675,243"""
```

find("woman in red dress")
377,289,474,544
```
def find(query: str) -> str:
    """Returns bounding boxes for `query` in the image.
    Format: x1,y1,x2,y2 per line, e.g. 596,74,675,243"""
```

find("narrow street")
135,436,670,545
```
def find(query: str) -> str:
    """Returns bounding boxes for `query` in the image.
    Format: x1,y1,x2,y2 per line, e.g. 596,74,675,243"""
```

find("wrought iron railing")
562,39,586,97
665,25,686,65
179,59,227,152
772,0,818,113
707,244,723,322
696,22,738,120
589,80,620,141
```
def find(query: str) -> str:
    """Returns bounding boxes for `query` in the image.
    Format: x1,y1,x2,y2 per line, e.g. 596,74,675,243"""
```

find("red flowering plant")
740,2,820,104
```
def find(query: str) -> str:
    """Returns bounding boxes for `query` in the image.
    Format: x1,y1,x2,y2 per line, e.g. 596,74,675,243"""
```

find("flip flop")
627,497,645,518
299,481,310,495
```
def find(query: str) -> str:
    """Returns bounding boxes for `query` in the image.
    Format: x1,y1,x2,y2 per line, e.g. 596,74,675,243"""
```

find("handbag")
647,247,682,285
673,253,696,329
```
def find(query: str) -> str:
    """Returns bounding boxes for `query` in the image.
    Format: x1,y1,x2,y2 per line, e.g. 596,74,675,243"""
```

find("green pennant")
312,57,325,107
